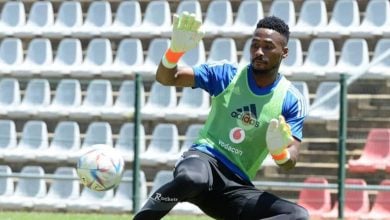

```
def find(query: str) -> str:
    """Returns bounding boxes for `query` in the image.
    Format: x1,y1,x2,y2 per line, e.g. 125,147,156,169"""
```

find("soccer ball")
76,144,125,191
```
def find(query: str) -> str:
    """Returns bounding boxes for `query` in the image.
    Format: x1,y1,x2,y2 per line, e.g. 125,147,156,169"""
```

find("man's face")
250,28,288,75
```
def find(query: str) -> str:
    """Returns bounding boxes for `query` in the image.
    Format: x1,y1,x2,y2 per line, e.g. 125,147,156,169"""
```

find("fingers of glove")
178,11,190,30
191,18,202,32
184,13,196,31
172,14,180,30
268,119,279,132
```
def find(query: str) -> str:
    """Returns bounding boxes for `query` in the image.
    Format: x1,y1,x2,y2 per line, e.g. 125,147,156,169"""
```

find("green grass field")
0,211,214,220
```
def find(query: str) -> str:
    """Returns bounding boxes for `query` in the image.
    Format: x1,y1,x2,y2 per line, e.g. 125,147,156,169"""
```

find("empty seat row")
297,177,390,219
1,0,389,39
0,119,203,166
0,165,147,213
0,78,210,120
1,37,389,80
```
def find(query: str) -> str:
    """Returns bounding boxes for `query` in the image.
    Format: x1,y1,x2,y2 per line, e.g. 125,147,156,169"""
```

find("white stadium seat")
141,81,177,120
0,38,24,75
141,123,179,166
207,38,237,64
34,167,80,211
66,187,113,212
72,1,112,38
0,120,17,159
36,121,81,163
0,165,14,198
238,38,251,69
279,38,303,76
268,0,296,28
367,39,390,78
350,0,390,38
0,166,46,210
13,1,54,37
203,0,233,37
101,1,142,37
3,120,49,162
41,38,83,77
42,1,83,38
0,1,26,37
221,0,263,37
290,0,327,38
307,82,340,121
0,78,20,116
316,0,360,38
68,79,112,120
178,40,206,68
7,79,51,118
131,0,171,38
114,123,146,163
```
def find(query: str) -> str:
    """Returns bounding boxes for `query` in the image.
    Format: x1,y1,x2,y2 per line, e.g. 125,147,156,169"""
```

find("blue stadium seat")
0,2,26,37
114,123,146,163
0,78,20,116
203,0,233,37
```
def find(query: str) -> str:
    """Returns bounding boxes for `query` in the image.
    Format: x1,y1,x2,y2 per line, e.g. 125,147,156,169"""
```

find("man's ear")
282,46,288,59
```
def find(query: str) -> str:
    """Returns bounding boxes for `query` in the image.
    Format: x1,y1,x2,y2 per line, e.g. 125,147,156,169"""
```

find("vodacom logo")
229,127,245,144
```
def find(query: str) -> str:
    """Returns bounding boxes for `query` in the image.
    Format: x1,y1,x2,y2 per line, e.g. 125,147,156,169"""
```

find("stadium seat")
101,38,144,78
168,124,203,165
3,120,48,162
36,121,81,163
350,0,390,38
307,82,340,121
321,178,369,219
41,38,83,77
268,0,296,28
68,79,113,120
279,38,303,76
42,1,83,38
221,0,263,37
0,38,24,75
101,80,145,120
38,79,82,118
72,1,112,38
360,179,390,219
0,165,13,198
70,38,113,78
100,1,141,37
13,1,54,37
178,40,206,68
315,0,360,38
149,170,203,214
0,1,26,37
290,0,327,38
297,177,331,218
367,39,390,78
67,121,113,163
34,167,80,211
114,123,146,162
161,0,202,37
141,123,179,166
325,39,369,78
0,166,46,210
0,120,17,159
0,78,20,116
207,38,237,64
100,170,148,213
165,87,210,121
132,38,170,78
7,78,51,118
131,0,171,38
141,81,177,120
203,0,233,37
291,81,310,107
348,129,390,173
292,38,336,78
66,187,114,212
10,38,53,76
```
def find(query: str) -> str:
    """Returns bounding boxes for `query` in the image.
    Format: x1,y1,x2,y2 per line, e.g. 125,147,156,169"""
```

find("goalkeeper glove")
266,115,294,165
162,11,204,69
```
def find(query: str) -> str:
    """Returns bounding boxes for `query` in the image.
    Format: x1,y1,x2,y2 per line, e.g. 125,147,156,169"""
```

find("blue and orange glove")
266,115,294,165
162,11,204,69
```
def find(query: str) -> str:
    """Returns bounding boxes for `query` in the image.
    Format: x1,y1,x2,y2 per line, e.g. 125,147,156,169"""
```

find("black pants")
134,149,309,220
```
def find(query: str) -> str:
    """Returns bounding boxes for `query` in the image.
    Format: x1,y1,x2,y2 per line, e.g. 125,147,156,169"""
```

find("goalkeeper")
134,13,309,220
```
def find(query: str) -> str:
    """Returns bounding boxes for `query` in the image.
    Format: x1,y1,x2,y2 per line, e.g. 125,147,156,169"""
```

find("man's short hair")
256,16,290,43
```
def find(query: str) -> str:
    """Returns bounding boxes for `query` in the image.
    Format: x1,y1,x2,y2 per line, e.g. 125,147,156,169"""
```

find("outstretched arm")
156,12,204,87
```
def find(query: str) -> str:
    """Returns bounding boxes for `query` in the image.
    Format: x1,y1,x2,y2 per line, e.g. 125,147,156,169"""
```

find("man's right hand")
162,11,204,69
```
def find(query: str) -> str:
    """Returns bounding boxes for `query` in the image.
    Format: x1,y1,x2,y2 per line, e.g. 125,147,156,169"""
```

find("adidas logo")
230,104,259,127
